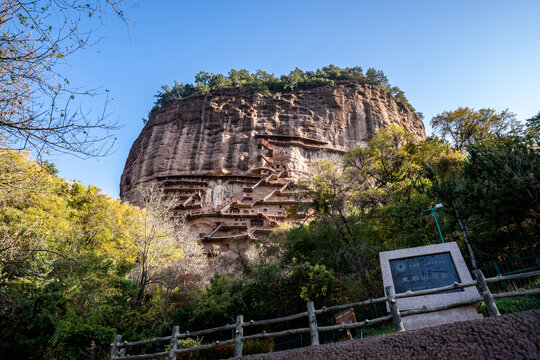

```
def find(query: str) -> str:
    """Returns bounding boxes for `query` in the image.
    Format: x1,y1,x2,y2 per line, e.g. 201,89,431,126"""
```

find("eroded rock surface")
120,82,425,259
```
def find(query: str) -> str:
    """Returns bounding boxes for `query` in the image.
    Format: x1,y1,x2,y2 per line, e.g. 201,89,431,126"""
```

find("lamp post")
452,200,478,269
422,203,445,243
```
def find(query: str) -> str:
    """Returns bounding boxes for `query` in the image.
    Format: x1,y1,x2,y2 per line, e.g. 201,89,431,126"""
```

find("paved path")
242,310,540,360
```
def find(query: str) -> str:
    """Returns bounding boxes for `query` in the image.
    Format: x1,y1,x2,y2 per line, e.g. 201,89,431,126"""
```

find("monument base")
402,305,483,330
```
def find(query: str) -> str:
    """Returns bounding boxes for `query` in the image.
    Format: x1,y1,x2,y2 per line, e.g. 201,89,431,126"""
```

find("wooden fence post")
385,286,405,332
234,315,243,357
109,334,122,360
306,301,320,345
168,326,179,360
472,269,500,317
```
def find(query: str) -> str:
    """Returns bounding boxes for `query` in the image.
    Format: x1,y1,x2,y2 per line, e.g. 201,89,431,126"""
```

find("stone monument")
379,242,482,330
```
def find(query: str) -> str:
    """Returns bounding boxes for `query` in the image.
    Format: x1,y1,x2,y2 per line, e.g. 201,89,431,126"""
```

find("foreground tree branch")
0,0,130,157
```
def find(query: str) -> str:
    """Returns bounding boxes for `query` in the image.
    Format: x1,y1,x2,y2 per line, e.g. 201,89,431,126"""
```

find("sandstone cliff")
120,82,425,261
121,82,425,202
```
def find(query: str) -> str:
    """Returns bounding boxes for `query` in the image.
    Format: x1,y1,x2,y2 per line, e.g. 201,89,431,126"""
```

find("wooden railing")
109,269,540,359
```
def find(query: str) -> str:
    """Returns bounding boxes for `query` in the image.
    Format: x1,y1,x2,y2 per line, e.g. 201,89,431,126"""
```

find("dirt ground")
241,310,540,360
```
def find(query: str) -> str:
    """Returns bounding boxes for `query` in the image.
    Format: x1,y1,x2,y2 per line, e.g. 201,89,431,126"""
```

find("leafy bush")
243,339,274,355
353,323,395,339
177,339,273,360
288,262,349,305
178,337,203,349
0,150,193,359
478,295,540,316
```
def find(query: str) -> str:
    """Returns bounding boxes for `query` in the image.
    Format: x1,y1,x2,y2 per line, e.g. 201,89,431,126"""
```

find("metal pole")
423,206,445,243
431,210,445,243
452,200,477,269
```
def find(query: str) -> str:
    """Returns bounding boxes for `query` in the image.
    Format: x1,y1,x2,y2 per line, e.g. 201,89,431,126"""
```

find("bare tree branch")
0,0,131,157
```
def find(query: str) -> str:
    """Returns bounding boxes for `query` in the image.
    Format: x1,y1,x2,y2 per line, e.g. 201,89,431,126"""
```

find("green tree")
525,111,540,142
430,107,520,151
287,262,348,305
344,124,419,210
365,67,389,86
180,274,243,330
432,135,539,264
0,150,202,359
150,65,416,117
284,67,307,91
285,126,465,297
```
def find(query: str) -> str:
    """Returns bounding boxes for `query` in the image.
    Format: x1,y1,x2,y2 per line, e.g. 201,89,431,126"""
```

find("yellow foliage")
0,148,139,271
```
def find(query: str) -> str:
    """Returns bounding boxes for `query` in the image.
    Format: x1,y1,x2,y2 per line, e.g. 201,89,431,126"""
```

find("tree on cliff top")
0,0,129,157
146,65,417,122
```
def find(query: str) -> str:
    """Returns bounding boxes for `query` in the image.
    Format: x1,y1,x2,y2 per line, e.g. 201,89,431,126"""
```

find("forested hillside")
1,109,538,359
0,150,207,359
1,1,539,359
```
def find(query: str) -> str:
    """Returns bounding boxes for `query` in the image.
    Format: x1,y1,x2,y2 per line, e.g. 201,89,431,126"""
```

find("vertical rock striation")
120,82,425,261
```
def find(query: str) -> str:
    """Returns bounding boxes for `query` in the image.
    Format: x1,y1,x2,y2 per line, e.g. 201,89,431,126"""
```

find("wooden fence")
109,269,540,360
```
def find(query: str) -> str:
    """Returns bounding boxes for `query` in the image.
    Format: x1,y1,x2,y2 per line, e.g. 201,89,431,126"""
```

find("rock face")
120,82,425,259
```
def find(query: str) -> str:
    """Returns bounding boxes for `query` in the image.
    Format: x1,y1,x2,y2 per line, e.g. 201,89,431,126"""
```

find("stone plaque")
389,252,462,294
379,242,483,330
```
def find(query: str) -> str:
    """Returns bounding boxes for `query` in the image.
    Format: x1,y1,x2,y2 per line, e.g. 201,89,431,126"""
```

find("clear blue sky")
50,0,540,198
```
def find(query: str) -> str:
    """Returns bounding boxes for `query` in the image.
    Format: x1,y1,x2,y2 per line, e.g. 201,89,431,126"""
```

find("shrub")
478,295,540,316
178,339,273,360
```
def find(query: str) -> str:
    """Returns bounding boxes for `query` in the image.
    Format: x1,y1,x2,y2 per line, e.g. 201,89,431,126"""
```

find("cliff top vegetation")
146,65,417,122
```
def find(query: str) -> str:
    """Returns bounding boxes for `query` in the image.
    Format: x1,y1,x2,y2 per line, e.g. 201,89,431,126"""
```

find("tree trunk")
136,270,147,306
452,200,478,269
